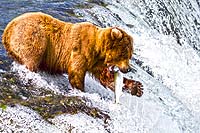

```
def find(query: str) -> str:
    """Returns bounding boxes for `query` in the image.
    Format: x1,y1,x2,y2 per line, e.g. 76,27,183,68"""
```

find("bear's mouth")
108,65,132,74
101,65,143,97
108,66,117,73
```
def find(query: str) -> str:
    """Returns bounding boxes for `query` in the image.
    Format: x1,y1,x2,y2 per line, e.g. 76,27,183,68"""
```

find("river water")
0,0,200,132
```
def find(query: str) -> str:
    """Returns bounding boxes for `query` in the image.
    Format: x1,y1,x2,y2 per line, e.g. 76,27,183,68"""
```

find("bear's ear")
111,28,123,40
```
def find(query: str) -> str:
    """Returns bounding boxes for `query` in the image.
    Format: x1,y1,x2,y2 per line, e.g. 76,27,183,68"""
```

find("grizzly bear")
2,12,143,96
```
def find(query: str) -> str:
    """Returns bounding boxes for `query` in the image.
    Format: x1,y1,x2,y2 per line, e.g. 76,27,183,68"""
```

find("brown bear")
2,12,143,96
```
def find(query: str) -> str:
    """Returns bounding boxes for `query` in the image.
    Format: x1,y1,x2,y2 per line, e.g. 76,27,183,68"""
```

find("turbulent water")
0,0,200,132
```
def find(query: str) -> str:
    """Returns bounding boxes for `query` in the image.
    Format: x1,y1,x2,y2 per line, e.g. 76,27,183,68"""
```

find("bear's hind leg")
8,25,47,72
20,42,47,72
23,58,41,72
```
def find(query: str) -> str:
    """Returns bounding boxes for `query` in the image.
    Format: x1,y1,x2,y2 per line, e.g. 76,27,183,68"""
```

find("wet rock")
0,71,110,123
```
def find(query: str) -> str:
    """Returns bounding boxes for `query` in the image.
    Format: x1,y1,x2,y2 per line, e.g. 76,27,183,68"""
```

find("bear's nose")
119,66,131,73
127,67,132,72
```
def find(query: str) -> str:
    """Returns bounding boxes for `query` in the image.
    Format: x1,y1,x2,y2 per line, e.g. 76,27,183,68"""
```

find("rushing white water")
1,0,200,132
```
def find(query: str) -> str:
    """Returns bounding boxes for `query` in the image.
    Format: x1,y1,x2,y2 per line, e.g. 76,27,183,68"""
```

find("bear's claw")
100,66,144,97
123,78,143,97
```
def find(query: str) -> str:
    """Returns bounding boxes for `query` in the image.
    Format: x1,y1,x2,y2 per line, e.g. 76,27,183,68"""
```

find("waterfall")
75,0,200,132
0,0,200,132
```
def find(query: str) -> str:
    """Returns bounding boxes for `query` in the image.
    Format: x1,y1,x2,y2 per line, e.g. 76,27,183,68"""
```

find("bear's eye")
106,54,112,62
108,54,112,59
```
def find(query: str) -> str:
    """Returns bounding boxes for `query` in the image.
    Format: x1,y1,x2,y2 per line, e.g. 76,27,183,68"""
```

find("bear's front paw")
123,78,144,97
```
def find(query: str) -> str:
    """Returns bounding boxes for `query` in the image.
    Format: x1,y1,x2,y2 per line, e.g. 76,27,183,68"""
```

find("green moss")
0,104,7,110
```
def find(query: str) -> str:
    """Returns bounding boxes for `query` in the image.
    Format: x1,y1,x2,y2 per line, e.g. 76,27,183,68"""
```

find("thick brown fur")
2,12,133,92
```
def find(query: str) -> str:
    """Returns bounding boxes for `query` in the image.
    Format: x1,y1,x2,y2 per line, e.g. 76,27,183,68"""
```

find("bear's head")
104,27,133,73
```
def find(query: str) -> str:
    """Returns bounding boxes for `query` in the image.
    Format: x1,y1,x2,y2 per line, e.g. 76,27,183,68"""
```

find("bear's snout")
116,61,131,73
119,66,131,73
